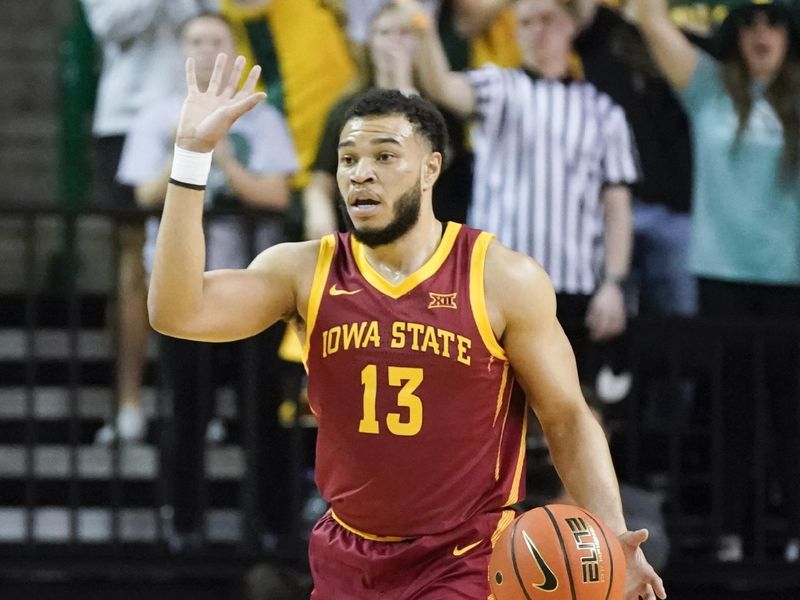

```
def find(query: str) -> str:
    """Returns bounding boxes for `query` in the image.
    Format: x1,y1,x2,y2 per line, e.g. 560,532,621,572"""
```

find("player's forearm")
601,185,632,282
546,411,627,534
147,184,207,336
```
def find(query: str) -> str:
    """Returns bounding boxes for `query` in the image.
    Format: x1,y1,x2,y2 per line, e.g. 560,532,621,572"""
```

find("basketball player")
148,54,666,600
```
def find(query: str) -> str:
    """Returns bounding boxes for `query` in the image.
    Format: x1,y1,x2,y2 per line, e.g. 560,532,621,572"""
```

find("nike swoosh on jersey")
452,539,483,556
522,530,559,591
329,284,363,296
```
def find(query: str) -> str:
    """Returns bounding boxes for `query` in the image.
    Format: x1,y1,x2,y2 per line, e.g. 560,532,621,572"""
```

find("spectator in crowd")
81,0,216,443
410,0,637,379
304,0,522,238
629,0,800,562
117,12,298,551
218,0,356,192
343,0,520,61
561,0,698,412
302,2,422,240
570,0,697,318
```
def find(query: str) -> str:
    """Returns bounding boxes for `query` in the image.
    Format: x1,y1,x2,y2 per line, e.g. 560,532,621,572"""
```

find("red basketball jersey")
304,222,527,538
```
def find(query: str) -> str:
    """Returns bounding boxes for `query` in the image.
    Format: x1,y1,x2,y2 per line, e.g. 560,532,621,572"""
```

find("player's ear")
421,151,442,191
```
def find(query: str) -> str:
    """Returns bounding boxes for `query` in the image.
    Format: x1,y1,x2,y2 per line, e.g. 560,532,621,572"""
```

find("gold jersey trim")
492,362,510,428
490,509,517,548
303,235,337,365
504,407,528,506
350,222,462,299
330,509,413,542
469,233,507,361
494,370,513,482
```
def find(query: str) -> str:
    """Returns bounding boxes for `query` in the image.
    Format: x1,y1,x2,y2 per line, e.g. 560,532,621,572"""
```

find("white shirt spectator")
81,0,217,136
118,94,298,271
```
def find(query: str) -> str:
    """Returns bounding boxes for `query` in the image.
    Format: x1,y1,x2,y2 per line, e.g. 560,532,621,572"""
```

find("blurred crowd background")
2,0,800,598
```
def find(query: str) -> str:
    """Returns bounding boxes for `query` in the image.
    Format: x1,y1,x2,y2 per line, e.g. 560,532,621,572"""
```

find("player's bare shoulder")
483,238,557,329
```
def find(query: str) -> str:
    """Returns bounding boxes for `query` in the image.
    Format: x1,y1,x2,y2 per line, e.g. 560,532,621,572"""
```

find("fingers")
222,55,246,98
207,53,229,95
630,528,650,545
201,54,264,101
619,528,649,548
632,584,656,600
185,57,198,92
240,64,262,97
654,577,667,598
226,92,268,120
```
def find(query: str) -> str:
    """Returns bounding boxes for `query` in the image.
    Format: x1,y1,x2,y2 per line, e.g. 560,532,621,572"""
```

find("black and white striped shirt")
466,66,638,294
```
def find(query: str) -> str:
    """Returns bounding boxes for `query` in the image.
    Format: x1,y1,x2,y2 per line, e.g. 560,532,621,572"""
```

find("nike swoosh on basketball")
452,539,483,556
329,284,363,296
522,530,559,591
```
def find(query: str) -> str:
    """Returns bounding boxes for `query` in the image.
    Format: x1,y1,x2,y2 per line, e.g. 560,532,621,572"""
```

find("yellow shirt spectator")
221,0,356,187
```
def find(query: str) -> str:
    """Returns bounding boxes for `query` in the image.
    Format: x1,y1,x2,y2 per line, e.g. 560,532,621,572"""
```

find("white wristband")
170,145,213,187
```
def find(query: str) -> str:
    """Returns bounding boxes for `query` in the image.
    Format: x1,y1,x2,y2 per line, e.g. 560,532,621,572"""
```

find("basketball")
488,504,626,600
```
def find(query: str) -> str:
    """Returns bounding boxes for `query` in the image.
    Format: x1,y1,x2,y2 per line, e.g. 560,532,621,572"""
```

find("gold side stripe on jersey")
303,235,337,365
330,510,413,542
469,233,507,361
494,373,513,481
504,407,528,506
351,222,461,299
490,509,517,548
493,362,510,427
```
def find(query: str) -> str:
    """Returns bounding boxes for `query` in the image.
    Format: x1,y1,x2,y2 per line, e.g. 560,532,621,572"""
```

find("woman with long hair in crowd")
628,0,800,563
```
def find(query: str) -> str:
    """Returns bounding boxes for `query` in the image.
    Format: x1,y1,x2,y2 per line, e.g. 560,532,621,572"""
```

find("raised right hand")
175,53,265,153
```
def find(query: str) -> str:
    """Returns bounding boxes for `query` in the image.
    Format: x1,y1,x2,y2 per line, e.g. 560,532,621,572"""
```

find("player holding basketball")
148,53,666,600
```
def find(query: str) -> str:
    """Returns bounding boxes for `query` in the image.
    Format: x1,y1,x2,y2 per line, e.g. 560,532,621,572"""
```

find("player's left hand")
619,529,667,600
585,280,626,341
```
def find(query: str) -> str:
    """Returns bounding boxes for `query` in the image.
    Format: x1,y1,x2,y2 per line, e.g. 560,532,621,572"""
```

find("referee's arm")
409,5,477,117
600,184,633,286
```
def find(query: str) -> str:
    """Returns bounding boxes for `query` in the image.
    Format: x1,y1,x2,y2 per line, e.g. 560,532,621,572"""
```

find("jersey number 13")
359,364,424,437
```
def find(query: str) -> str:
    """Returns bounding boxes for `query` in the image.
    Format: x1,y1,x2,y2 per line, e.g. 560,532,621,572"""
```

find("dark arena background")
3,1,800,599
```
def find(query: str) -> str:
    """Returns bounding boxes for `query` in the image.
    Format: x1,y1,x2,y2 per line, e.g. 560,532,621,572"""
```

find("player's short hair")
342,89,449,160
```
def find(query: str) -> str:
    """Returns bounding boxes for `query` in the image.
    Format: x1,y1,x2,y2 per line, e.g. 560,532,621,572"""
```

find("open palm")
175,53,265,153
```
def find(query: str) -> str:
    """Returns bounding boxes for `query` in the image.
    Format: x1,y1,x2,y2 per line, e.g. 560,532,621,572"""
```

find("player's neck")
361,214,444,284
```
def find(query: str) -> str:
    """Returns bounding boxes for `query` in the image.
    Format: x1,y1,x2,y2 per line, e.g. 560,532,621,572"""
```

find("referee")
408,0,637,355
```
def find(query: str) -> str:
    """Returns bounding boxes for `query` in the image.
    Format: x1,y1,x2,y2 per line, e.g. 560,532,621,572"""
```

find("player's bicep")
174,243,302,343
505,312,584,422
491,249,585,423
192,268,291,342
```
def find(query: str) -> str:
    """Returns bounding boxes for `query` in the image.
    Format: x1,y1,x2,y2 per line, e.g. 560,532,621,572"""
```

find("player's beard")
339,179,422,248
